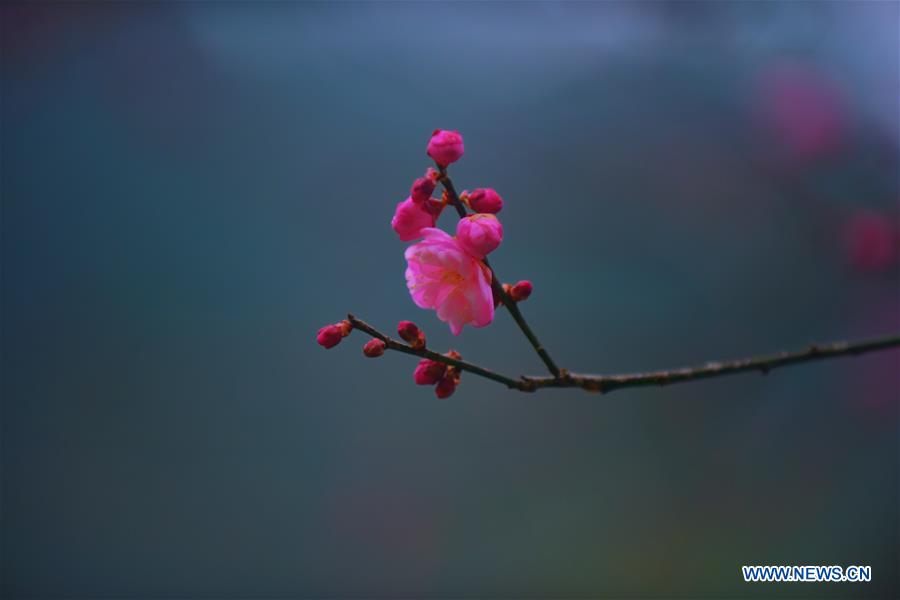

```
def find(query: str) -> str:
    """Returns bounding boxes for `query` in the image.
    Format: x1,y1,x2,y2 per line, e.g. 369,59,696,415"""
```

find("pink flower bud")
413,359,446,385
410,172,437,204
397,320,426,349
421,198,444,217
316,324,343,349
509,280,533,302
434,376,457,399
362,338,386,358
456,213,503,258
467,188,504,214
427,129,464,167
391,197,436,242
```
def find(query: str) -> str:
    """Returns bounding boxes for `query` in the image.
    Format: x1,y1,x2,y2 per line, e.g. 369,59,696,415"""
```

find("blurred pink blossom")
755,63,847,162
844,210,898,272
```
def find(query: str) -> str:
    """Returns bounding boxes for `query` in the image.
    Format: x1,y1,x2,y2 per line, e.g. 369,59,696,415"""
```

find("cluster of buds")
414,350,462,398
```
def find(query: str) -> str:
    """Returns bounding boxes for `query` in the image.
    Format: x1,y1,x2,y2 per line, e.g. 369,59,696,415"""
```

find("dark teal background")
2,2,898,597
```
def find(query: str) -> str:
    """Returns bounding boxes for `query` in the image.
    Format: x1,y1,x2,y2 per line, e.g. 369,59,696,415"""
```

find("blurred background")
2,1,898,597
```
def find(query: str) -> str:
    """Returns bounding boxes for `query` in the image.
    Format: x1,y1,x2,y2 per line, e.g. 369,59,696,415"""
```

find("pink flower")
405,228,494,335
456,213,503,258
467,188,503,214
391,197,436,242
427,129,464,167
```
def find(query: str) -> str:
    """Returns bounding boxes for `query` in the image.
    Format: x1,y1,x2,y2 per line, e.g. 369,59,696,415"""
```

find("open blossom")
405,228,494,335
427,129,464,167
456,213,503,258
391,197,436,242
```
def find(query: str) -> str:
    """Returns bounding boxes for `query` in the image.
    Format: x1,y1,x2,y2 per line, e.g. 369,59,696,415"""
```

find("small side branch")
436,167,561,377
347,314,531,390
347,314,900,396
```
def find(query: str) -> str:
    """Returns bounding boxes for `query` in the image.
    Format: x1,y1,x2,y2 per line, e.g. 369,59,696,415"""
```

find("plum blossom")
391,197,436,242
405,228,494,335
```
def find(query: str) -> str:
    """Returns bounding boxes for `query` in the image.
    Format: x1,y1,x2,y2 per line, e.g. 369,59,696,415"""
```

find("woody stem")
436,166,562,378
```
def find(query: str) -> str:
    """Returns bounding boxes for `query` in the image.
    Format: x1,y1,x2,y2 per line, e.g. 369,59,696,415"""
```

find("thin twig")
347,314,900,395
435,166,561,377
347,314,527,389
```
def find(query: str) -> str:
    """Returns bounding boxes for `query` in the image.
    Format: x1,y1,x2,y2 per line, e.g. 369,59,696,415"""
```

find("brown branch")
435,166,562,377
524,334,900,393
347,314,528,390
347,314,900,395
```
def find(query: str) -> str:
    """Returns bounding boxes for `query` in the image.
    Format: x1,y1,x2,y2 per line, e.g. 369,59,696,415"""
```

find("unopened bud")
467,188,504,214
316,324,343,349
397,320,426,349
422,198,444,217
413,359,446,385
509,280,533,302
434,376,458,399
410,172,437,204
363,339,385,358
392,197,436,242
427,129,464,167
456,214,503,259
